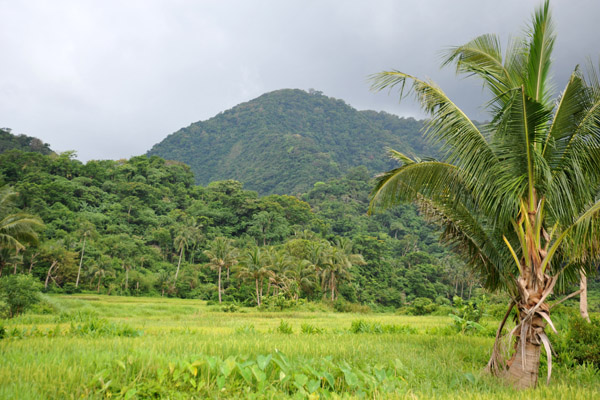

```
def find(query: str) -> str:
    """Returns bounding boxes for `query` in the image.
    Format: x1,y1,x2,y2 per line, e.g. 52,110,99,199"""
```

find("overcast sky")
2,0,599,162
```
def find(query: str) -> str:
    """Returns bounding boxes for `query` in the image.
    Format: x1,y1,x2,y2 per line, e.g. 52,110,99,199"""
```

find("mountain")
0,128,54,155
147,89,430,195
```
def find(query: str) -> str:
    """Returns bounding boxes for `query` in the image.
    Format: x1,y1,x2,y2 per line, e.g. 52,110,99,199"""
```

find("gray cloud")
1,0,599,161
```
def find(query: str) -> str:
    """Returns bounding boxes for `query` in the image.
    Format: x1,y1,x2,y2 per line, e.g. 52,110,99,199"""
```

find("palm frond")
524,0,555,105
441,33,514,99
370,71,497,193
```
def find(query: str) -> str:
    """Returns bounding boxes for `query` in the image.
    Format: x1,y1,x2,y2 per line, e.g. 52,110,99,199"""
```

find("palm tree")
75,220,96,288
236,246,274,306
320,239,365,301
203,237,238,303
369,1,600,388
265,247,295,297
0,186,43,276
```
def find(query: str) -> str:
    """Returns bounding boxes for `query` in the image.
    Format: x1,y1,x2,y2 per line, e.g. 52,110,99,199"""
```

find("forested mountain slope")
147,89,431,195
0,127,53,155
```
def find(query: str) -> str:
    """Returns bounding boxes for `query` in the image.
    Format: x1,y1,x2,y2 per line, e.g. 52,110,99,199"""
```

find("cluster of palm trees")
204,233,365,306
370,0,600,388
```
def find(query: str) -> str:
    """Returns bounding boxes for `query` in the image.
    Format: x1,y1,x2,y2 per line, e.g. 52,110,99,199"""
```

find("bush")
449,296,485,334
349,319,417,334
408,297,437,315
277,320,293,334
553,316,600,368
301,323,324,334
333,299,371,313
0,274,42,318
62,282,81,294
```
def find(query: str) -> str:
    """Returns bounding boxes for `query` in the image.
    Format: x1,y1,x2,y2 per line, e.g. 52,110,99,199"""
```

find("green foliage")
148,89,434,195
68,318,142,338
409,297,438,315
349,319,416,334
0,274,41,317
276,319,293,334
300,323,324,334
449,296,485,334
0,128,53,155
333,298,371,313
553,316,600,368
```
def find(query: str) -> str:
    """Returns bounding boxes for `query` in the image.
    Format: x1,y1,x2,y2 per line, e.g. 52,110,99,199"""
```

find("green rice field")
1,295,598,399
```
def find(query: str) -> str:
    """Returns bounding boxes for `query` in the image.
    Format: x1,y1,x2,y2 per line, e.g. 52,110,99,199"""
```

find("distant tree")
75,219,96,288
204,237,238,303
236,247,273,306
0,186,43,276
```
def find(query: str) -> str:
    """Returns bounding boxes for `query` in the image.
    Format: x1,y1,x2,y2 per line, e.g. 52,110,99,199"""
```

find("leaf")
237,364,252,385
539,332,553,385
343,370,359,388
307,379,321,393
294,373,309,387
124,388,137,400
220,357,236,378
251,364,267,383
322,372,335,389
464,372,476,384
256,354,272,371
216,376,226,390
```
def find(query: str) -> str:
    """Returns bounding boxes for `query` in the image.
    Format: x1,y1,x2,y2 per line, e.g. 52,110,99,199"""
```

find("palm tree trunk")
580,271,590,322
175,247,183,282
76,237,86,288
330,271,336,301
218,266,222,303
45,261,58,290
506,335,541,389
255,278,260,306
124,264,129,290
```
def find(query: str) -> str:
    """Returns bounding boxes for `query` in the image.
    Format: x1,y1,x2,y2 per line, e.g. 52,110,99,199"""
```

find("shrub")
221,303,239,313
408,297,437,315
301,323,324,334
0,274,42,317
449,296,485,334
350,319,416,334
553,316,600,368
333,299,371,313
277,320,293,334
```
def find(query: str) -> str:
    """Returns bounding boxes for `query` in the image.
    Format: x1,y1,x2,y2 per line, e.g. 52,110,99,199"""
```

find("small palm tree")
369,1,600,388
204,237,238,303
0,186,43,275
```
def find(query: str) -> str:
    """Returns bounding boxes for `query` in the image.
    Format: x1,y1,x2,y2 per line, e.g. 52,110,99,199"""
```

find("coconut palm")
369,1,600,388
203,236,238,303
0,186,43,275
236,246,274,306
75,220,96,288
320,239,365,301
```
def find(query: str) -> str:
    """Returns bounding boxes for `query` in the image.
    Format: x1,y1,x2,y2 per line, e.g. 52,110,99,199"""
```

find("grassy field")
1,295,598,399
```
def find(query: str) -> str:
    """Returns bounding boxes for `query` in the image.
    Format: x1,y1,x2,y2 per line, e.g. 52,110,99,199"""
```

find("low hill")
147,89,430,195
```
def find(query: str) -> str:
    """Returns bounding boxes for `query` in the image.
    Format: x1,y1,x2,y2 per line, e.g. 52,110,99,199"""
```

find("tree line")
0,149,477,307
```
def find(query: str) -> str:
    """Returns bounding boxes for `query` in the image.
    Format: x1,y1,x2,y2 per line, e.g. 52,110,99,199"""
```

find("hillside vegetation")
147,89,431,195
0,150,476,309
0,128,53,155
